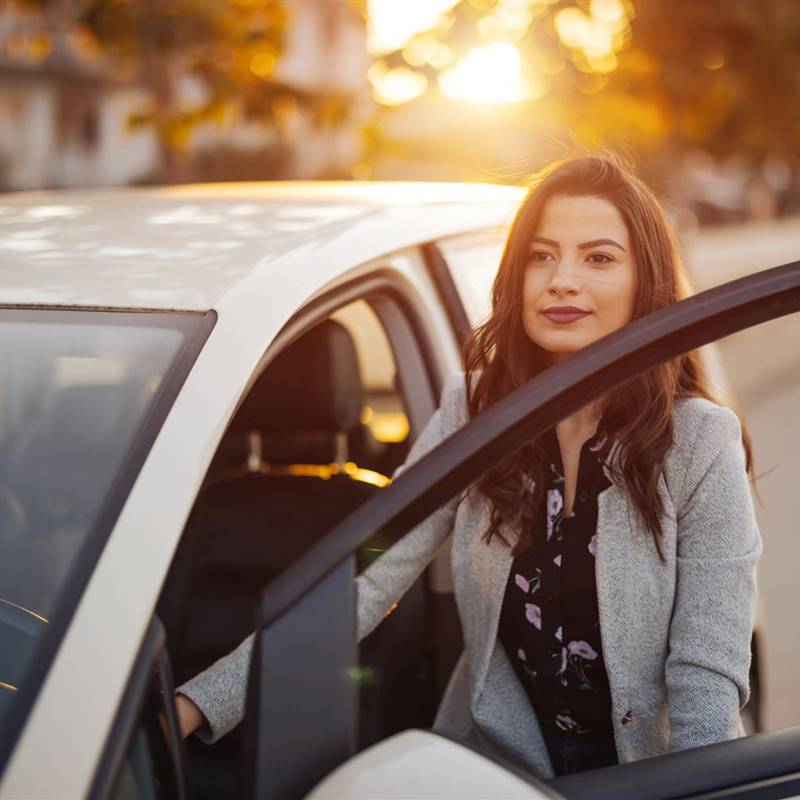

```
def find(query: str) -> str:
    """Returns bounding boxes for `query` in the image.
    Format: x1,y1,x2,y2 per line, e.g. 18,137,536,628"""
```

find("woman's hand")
175,693,205,739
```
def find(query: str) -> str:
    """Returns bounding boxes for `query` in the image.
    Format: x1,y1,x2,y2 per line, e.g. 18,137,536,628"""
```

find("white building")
0,1,370,191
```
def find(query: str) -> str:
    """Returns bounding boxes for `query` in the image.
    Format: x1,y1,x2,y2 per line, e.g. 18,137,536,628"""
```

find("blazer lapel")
466,506,515,700
594,476,636,698
595,448,635,705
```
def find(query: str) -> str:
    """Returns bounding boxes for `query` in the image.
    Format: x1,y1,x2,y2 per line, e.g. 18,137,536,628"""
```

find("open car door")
243,260,800,800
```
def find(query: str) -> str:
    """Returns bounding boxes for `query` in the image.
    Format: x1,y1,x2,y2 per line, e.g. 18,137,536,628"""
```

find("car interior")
157,300,448,800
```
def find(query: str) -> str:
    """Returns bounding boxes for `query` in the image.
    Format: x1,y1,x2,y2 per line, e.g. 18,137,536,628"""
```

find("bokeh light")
402,34,454,69
368,61,428,106
554,0,633,75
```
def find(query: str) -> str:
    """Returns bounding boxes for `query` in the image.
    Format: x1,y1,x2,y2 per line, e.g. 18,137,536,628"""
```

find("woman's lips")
543,309,591,324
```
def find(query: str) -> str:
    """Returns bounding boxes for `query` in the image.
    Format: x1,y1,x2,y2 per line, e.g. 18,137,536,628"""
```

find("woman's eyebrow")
578,238,626,251
529,236,626,252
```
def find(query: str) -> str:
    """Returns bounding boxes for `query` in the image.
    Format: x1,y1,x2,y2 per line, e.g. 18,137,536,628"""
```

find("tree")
364,0,800,169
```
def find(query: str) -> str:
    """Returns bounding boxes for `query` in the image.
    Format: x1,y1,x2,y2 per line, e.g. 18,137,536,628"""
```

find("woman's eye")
529,250,553,263
587,252,613,265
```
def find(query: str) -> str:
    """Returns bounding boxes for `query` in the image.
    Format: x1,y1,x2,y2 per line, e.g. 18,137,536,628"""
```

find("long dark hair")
462,154,755,559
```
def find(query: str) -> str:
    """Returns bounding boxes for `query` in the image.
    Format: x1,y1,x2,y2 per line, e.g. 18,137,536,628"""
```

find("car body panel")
306,729,553,799
0,182,522,311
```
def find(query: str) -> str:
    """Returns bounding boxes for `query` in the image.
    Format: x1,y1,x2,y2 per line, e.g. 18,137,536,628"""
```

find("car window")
0,309,211,766
437,229,508,327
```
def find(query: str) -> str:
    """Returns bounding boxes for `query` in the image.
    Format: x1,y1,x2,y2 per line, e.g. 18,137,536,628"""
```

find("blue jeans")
539,717,619,776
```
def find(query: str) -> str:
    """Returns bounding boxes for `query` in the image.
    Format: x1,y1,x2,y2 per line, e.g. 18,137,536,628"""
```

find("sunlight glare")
367,0,460,56
438,42,536,104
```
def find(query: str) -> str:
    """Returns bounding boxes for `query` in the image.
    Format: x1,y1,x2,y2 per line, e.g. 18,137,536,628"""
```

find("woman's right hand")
175,693,205,739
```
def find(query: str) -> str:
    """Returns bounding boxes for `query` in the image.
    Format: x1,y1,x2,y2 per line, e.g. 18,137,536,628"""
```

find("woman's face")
521,194,637,364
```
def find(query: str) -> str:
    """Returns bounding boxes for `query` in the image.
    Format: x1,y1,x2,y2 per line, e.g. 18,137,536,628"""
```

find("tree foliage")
371,0,800,167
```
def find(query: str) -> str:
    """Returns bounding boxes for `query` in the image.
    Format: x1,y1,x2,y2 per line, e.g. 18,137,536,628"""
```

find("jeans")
539,717,619,776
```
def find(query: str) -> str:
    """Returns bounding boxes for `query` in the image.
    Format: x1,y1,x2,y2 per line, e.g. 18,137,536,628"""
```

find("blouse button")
579,491,589,503
621,710,634,727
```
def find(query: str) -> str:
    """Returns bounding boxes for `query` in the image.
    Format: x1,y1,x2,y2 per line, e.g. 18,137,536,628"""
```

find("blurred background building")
0,0,369,189
2,0,800,229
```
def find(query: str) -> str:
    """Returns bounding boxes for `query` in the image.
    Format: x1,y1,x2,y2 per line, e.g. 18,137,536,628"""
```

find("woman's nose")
547,261,580,293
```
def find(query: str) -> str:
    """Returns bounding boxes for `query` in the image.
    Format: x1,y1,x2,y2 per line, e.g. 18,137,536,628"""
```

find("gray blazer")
178,371,762,779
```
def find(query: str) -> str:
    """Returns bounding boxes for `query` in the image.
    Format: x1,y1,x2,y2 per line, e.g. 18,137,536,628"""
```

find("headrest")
232,319,363,434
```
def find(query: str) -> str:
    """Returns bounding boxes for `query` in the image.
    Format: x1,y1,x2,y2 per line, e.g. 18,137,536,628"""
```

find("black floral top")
497,420,615,737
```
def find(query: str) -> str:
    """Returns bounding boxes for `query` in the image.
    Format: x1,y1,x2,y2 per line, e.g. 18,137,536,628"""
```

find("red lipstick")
542,306,590,324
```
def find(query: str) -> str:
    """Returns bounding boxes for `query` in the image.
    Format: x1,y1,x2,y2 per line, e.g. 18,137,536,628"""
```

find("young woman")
174,155,762,779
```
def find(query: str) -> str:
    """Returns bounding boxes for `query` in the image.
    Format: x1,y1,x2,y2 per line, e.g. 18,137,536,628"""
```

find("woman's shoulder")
668,395,745,503
671,394,742,448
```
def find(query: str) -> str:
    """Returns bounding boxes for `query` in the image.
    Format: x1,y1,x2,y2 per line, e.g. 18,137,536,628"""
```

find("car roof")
0,181,524,311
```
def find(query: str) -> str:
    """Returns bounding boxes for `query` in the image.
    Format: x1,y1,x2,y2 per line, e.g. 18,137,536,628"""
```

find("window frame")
245,268,450,440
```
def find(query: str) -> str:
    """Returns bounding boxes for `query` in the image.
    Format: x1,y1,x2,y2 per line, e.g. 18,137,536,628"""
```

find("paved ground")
685,217,800,732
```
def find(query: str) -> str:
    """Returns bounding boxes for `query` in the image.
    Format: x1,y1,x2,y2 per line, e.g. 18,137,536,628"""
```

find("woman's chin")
534,339,588,363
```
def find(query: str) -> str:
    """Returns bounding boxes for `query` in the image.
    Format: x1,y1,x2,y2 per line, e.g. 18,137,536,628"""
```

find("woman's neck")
556,399,605,439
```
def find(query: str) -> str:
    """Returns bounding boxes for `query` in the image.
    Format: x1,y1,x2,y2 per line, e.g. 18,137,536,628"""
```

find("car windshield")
0,308,209,750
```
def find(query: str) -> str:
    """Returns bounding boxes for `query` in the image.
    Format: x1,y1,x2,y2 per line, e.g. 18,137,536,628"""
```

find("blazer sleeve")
176,371,469,744
665,402,763,752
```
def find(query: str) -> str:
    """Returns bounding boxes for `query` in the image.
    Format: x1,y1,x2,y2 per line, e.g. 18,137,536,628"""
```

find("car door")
240,258,800,799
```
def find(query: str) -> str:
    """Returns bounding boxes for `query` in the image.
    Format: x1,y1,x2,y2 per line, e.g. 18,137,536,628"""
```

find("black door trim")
549,726,800,800
421,242,473,348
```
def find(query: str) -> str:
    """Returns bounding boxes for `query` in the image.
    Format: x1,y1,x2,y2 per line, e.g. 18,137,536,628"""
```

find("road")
684,217,800,732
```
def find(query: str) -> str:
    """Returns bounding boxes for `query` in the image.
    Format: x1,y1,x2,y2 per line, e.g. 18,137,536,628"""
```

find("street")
685,217,800,732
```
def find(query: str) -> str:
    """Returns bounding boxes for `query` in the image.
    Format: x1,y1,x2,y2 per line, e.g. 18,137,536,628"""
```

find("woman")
174,155,762,779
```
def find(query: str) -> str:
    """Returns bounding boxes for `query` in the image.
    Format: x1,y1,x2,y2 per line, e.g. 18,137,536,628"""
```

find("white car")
0,182,793,800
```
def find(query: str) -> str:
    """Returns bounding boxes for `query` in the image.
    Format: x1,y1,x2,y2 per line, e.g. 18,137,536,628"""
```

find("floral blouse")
497,421,615,737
